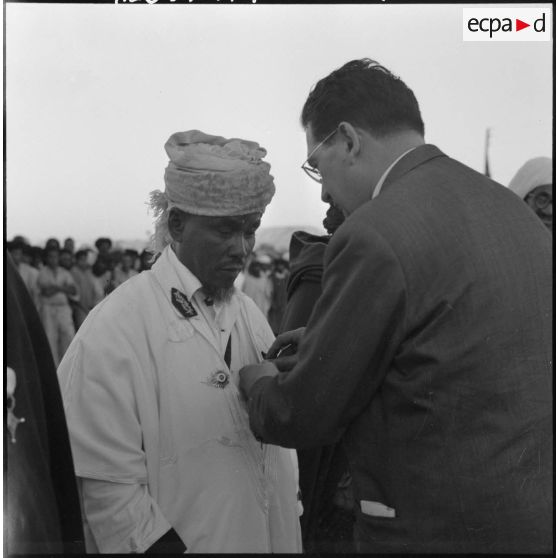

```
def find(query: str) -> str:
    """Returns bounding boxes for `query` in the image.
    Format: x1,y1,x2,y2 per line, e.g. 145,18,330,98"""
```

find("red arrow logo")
516,19,530,31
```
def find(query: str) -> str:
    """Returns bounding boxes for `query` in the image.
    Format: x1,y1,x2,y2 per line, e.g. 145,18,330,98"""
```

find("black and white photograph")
5,1,554,554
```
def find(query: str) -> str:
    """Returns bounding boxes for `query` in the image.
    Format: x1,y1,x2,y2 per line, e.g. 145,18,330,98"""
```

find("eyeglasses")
526,190,552,210
301,128,338,183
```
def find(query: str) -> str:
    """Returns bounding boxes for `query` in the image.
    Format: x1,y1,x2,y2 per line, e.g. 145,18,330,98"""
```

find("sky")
5,2,554,248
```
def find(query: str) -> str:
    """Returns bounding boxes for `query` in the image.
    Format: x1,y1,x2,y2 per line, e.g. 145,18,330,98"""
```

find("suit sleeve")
246,219,408,448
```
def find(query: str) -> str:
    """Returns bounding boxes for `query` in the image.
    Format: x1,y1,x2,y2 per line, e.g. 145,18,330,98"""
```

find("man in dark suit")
239,58,552,553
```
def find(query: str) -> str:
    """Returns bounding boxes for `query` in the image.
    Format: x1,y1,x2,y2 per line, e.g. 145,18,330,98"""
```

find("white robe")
58,246,302,553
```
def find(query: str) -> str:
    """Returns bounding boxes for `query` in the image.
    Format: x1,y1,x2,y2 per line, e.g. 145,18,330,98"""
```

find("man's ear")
168,208,186,242
338,122,361,159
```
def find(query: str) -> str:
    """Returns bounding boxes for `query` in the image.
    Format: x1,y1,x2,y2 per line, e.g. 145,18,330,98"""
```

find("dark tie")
224,334,232,368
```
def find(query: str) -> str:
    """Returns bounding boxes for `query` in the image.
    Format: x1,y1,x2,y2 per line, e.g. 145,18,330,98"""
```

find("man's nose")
230,234,251,257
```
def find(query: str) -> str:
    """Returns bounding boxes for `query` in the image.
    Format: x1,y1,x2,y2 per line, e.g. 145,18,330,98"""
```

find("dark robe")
281,231,355,553
267,272,289,336
5,254,85,555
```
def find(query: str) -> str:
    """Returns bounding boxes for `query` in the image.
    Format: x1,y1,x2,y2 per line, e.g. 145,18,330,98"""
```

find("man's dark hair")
94,237,112,250
7,239,26,253
301,58,424,142
45,237,60,250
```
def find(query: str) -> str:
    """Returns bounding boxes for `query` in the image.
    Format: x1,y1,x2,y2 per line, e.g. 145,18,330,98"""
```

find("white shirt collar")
163,244,204,301
371,146,417,200
161,245,234,321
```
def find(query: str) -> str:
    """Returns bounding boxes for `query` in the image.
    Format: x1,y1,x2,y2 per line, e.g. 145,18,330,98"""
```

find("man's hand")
239,361,279,400
265,327,305,359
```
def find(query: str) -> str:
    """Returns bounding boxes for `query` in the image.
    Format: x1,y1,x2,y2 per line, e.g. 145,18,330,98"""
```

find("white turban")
149,130,275,252
508,157,553,200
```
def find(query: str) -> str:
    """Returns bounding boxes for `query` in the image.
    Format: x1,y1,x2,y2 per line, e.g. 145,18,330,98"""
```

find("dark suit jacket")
246,145,553,553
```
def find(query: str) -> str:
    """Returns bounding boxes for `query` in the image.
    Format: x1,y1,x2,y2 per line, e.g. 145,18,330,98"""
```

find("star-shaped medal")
203,369,230,389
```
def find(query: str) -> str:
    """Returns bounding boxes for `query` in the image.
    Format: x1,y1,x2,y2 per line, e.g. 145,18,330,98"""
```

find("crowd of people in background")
8,234,293,366
7,236,154,365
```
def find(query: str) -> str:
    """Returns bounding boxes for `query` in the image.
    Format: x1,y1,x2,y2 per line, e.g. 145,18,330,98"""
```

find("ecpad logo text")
463,8,551,42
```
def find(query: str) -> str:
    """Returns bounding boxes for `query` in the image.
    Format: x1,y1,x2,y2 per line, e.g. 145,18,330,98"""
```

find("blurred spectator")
6,255,85,554
92,237,116,296
112,249,138,288
91,256,113,304
63,237,76,254
508,157,552,234
29,246,45,270
59,249,74,271
8,239,41,309
37,247,78,366
241,253,273,317
20,243,35,266
45,238,61,251
94,236,113,258
12,234,29,245
280,203,354,553
70,250,98,330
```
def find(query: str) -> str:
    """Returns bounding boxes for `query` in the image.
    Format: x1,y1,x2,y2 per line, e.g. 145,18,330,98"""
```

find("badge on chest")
171,287,198,319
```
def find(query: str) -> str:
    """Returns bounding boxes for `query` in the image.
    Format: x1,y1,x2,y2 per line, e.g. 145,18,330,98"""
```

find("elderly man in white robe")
58,130,302,554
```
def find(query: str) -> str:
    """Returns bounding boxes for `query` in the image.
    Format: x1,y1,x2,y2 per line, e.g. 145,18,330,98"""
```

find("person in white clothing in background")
508,156,553,235
37,246,78,366
57,130,302,554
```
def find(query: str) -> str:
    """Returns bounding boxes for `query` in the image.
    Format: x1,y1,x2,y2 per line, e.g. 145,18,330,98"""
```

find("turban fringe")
148,190,172,253
149,189,169,218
